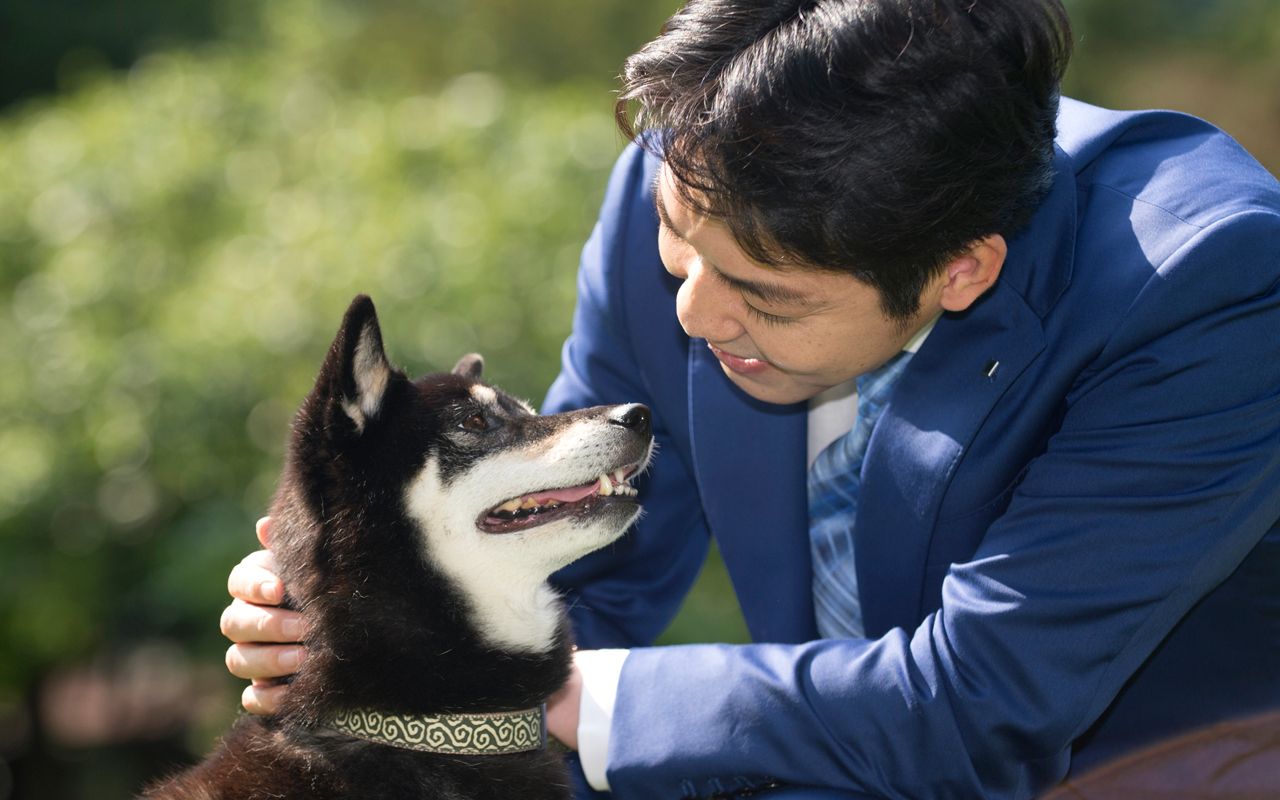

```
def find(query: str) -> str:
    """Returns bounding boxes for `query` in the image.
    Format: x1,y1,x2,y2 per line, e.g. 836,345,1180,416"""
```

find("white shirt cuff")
575,648,630,792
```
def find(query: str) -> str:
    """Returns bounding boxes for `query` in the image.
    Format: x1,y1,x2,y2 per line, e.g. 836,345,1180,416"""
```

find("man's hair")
617,0,1073,320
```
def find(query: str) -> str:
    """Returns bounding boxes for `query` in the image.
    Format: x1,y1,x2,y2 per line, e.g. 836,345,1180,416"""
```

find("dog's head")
269,296,651,713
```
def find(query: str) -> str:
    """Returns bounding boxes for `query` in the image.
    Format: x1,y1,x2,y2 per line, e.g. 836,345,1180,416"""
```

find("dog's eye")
459,413,489,432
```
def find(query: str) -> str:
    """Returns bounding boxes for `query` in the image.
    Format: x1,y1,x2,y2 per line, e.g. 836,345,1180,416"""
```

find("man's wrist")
547,658,584,750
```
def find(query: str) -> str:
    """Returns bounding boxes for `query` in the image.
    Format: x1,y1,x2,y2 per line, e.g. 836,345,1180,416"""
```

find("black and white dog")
144,295,652,799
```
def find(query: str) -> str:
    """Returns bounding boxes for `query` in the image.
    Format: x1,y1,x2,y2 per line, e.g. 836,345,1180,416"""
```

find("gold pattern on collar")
326,707,546,756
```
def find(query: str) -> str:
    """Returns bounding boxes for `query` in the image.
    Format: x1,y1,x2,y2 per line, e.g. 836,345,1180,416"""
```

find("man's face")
655,165,943,405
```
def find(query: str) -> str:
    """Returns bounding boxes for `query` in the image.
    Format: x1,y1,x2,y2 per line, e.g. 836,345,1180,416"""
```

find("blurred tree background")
0,1,1276,797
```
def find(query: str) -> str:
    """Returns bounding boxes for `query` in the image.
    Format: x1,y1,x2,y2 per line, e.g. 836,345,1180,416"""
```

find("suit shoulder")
590,141,678,328
599,140,663,227
1058,98,1280,232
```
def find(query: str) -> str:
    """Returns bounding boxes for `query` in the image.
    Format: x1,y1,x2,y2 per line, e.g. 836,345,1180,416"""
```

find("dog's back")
144,296,652,799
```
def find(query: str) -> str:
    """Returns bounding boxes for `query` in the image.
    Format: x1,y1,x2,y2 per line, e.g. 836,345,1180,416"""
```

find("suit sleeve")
602,210,1280,799
545,143,712,651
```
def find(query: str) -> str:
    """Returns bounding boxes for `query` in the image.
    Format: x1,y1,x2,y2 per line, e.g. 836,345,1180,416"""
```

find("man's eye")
745,303,795,326
460,413,489,432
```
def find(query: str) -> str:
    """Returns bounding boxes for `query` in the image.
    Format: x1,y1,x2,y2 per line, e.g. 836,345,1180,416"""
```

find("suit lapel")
688,342,817,643
855,286,1046,636
854,150,1076,636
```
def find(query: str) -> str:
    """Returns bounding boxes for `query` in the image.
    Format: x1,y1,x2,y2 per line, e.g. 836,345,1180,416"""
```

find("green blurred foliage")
0,0,222,107
1064,0,1280,170
0,0,668,696
0,2,675,794
0,0,1277,795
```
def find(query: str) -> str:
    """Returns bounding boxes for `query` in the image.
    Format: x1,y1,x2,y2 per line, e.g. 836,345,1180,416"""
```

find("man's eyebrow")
712,264,818,309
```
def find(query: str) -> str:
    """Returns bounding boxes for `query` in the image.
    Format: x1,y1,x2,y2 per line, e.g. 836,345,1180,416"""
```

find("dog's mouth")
478,464,641,534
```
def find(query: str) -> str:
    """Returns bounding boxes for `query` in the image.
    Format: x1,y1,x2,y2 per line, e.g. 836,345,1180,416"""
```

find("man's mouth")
478,465,641,533
707,343,771,375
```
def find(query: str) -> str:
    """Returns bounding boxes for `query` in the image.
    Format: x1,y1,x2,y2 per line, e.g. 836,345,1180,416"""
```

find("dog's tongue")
527,481,599,505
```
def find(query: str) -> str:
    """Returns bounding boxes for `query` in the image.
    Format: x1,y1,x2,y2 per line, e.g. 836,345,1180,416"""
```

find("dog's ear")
315,295,394,434
452,353,484,380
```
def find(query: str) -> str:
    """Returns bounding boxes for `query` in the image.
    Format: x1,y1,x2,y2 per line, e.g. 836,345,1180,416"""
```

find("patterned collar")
325,706,547,756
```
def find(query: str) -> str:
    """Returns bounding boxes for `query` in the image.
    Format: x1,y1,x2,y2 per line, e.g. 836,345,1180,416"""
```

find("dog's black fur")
143,296,649,799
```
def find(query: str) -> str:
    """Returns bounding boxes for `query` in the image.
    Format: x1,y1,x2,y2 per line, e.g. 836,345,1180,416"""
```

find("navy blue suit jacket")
545,99,1280,798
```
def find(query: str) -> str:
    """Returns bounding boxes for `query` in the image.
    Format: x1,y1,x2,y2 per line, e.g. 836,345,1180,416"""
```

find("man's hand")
546,652,584,750
220,517,306,714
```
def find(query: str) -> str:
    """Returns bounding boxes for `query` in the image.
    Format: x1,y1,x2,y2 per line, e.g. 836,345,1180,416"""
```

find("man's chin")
721,363,824,406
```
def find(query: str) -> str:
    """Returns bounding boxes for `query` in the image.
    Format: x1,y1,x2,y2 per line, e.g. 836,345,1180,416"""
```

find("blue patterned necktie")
808,350,914,639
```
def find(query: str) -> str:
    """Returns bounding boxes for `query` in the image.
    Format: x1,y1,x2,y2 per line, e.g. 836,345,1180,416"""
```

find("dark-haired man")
222,1,1280,796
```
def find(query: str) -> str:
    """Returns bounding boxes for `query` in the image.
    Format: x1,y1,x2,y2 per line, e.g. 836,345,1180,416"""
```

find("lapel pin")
984,360,1000,380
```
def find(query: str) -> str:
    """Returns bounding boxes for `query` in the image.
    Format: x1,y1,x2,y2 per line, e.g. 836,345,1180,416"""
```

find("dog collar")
324,706,547,755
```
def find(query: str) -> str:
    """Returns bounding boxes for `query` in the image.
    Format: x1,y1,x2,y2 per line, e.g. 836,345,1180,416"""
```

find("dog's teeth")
496,499,521,513
520,497,539,510
613,469,627,484
598,474,613,496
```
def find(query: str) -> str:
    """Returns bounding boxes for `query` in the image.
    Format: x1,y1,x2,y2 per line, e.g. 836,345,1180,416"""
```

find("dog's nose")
608,404,651,437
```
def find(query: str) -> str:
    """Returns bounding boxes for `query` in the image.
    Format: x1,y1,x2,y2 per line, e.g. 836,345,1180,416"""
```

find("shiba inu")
143,295,652,799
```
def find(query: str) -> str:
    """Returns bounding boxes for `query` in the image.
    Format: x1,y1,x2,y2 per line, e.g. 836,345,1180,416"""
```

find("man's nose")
674,261,742,343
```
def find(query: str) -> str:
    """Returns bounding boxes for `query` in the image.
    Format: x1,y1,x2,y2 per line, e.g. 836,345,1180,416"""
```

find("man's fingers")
256,516,272,549
220,599,305,643
242,680,288,716
228,551,283,605
225,642,306,681
230,517,292,718
238,548,278,571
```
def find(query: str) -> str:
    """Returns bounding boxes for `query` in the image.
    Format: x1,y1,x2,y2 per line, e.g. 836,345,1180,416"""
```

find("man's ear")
452,353,484,380
938,234,1007,313
315,295,394,434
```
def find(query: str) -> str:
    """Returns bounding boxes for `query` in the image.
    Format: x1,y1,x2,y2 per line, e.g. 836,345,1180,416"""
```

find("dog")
143,295,653,799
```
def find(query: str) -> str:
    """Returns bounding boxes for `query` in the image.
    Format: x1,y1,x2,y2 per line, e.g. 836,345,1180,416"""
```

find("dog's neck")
429,552,566,654
270,510,572,727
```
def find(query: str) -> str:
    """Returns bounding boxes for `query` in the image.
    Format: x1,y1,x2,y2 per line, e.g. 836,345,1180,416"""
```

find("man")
221,1,1280,796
